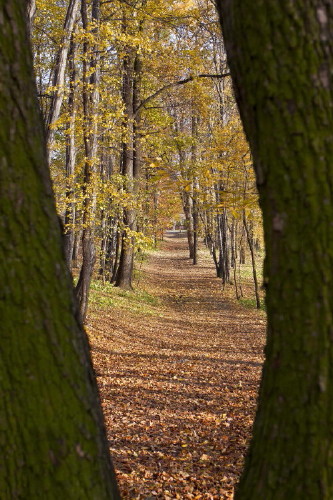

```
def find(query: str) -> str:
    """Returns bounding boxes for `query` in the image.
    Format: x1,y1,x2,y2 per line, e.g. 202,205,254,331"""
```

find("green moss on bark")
0,2,119,498
217,0,333,498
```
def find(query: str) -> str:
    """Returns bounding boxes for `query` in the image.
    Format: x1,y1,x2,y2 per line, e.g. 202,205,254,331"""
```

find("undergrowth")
89,279,163,317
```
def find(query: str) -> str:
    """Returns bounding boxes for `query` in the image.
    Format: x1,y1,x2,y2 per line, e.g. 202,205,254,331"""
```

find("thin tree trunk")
239,227,246,264
98,146,112,281
182,186,195,259
230,217,236,268
217,0,333,497
217,210,230,284
111,229,122,283
72,229,81,268
133,50,143,180
63,33,77,270
243,211,260,309
45,0,80,153
222,209,230,283
0,3,119,497
75,0,101,320
103,218,117,282
233,252,241,300
115,33,135,289
99,212,108,281
192,115,199,265
116,16,145,289
27,0,36,34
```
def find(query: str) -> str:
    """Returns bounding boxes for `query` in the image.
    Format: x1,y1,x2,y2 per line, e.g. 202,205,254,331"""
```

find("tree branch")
135,73,230,114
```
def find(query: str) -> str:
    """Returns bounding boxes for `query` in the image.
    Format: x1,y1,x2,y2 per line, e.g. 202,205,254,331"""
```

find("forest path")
88,232,266,500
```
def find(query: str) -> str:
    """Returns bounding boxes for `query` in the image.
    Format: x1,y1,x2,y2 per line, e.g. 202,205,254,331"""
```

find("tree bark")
217,1,333,497
45,0,80,152
182,187,195,260
115,11,146,290
116,49,143,289
191,114,199,265
27,0,36,34
243,211,260,309
0,2,119,497
217,209,230,285
75,0,101,320
63,33,77,270
115,34,135,290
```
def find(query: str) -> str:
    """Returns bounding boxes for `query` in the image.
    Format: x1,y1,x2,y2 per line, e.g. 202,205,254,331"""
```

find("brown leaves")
89,235,266,499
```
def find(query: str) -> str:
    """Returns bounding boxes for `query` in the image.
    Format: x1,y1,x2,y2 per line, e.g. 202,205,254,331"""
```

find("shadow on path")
90,234,266,499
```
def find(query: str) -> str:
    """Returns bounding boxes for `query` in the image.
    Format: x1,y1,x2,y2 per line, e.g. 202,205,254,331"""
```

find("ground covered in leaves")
88,232,266,499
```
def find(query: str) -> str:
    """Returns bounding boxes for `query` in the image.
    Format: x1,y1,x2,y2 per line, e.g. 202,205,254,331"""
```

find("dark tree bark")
217,1,333,498
243,211,260,309
0,2,119,497
99,150,115,281
217,209,230,284
115,37,136,290
191,114,199,265
178,144,195,260
116,12,145,290
75,0,101,320
182,186,195,260
63,33,78,269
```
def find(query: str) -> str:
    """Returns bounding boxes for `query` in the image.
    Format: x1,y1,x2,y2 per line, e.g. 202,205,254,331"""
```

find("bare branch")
135,73,230,114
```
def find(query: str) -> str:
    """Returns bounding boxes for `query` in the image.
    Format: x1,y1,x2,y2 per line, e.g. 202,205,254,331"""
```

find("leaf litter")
87,232,266,499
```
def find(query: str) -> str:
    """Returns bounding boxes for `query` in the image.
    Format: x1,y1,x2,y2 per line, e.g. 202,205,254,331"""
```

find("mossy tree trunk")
0,2,119,498
217,1,333,498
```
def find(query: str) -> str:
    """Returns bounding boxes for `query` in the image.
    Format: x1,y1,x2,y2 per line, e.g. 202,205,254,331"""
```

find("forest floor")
87,232,266,500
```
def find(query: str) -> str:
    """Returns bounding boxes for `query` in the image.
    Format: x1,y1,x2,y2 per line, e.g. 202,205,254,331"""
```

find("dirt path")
89,232,266,499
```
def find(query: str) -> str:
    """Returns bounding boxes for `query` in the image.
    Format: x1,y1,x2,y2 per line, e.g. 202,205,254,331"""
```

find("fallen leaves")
88,234,266,499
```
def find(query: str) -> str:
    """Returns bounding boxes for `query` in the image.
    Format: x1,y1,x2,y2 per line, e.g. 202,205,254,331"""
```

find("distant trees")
31,0,262,320
217,0,333,498
0,1,119,497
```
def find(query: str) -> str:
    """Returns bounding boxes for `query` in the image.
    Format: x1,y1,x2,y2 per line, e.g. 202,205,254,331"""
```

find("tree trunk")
217,1,333,497
45,0,80,152
192,115,199,265
63,34,77,270
185,201,195,259
115,13,136,290
243,211,260,309
0,3,119,497
116,233,135,290
116,17,145,289
239,230,246,264
75,0,101,320
217,210,230,285
27,0,36,34
111,229,122,283
102,218,118,282
72,229,81,268
181,184,195,259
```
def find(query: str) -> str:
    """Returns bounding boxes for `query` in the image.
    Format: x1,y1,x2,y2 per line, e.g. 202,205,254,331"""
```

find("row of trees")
30,0,262,321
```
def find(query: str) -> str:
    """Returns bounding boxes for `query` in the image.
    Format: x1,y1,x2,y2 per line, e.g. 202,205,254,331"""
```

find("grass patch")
239,297,266,312
89,279,162,316
239,260,264,282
